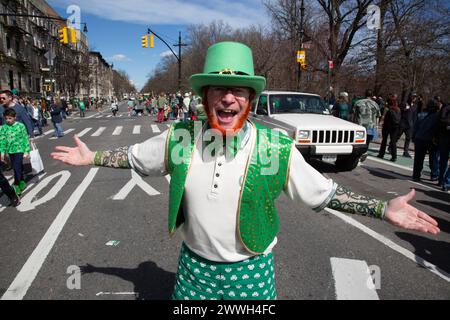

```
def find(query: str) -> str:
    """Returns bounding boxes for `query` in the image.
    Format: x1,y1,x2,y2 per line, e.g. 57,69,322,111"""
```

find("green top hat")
189,41,266,97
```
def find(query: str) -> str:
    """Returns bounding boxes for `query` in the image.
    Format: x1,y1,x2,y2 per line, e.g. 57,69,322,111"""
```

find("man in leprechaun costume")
52,42,439,300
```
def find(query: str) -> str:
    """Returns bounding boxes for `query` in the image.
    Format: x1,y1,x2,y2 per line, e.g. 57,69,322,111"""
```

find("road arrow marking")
1,168,98,300
112,170,160,200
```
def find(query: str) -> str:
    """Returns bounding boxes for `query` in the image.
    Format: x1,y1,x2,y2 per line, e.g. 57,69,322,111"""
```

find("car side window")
257,95,268,115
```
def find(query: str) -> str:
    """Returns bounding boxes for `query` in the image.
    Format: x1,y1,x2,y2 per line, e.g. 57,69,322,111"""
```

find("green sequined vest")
165,120,292,254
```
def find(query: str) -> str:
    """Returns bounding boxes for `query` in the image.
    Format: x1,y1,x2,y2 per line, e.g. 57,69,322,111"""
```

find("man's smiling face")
205,86,254,136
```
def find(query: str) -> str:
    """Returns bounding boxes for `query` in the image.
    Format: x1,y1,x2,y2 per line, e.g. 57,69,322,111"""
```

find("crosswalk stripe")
95,115,103,118
107,115,112,118
77,128,92,137
151,125,161,133
43,129,54,136
64,128,75,135
112,126,123,135
92,127,106,137
85,114,97,119
133,125,141,134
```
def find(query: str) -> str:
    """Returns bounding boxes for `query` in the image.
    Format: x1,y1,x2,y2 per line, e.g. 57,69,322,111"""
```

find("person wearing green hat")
51,41,439,300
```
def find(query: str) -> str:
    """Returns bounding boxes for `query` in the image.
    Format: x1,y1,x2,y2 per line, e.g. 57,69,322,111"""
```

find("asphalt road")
0,102,449,300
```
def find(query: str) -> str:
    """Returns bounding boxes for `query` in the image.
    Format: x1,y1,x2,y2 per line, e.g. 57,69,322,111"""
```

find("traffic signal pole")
297,0,305,91
147,28,187,92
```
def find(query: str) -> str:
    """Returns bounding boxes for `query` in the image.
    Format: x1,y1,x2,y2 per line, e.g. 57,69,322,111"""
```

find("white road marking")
43,129,54,136
112,170,160,200
1,168,99,300
96,292,137,296
77,128,92,137
95,115,103,118
107,115,112,118
366,156,412,172
85,114,97,119
151,125,160,133
112,126,123,136
326,208,450,283
92,127,106,137
17,171,71,212
61,129,75,137
330,258,379,300
133,125,141,134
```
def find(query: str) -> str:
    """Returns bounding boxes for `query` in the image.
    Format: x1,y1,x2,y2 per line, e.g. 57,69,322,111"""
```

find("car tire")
335,154,360,171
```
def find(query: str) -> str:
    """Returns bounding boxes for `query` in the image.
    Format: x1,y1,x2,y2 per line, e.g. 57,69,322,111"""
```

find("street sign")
44,50,56,66
297,50,306,63
328,60,334,69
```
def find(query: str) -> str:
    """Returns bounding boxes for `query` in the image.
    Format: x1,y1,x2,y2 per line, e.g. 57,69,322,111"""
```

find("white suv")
250,91,368,171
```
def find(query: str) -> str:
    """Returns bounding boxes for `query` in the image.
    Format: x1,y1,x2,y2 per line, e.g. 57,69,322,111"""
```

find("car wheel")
335,155,360,171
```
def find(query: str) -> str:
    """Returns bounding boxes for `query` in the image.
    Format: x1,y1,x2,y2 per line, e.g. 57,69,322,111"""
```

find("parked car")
250,91,368,171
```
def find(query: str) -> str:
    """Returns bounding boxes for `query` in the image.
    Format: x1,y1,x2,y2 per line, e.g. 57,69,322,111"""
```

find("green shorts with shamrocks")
172,243,277,300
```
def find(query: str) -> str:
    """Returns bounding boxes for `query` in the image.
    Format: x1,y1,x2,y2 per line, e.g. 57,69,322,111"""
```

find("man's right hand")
51,135,95,166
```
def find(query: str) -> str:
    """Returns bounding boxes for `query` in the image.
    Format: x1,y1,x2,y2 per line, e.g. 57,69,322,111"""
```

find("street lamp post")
147,28,187,92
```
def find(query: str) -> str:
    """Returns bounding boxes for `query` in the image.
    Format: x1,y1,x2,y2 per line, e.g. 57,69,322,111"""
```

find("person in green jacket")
0,108,31,195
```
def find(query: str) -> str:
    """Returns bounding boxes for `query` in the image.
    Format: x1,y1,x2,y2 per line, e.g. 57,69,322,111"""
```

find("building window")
36,78,40,93
29,75,32,91
6,36,11,49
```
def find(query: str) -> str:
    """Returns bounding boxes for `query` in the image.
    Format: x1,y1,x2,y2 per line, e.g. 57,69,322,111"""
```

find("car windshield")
269,95,330,115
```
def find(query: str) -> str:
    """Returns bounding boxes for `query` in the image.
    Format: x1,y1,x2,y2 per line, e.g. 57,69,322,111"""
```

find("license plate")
322,155,337,163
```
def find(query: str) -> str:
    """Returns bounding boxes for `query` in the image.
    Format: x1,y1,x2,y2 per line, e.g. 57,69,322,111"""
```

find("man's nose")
221,91,236,104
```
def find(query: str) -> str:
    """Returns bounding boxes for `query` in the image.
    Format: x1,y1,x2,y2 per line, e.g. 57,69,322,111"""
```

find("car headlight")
298,130,310,139
355,131,366,139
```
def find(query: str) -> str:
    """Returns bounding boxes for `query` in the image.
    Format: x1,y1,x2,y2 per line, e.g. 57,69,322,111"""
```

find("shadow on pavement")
80,261,175,300
395,232,450,274
414,188,450,204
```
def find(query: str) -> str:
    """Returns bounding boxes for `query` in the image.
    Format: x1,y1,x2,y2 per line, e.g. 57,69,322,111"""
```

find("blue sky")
48,0,269,91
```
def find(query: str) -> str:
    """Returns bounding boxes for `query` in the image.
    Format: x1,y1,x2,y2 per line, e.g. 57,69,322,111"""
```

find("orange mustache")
204,101,250,136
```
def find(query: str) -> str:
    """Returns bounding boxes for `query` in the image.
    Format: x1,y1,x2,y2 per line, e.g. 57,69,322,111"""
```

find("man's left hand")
384,189,440,234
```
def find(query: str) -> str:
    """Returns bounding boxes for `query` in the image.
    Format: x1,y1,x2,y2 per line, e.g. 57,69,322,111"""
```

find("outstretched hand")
384,189,440,234
51,135,95,166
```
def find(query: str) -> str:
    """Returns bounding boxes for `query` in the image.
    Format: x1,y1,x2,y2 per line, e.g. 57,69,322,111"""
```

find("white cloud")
50,0,268,28
160,50,173,58
108,54,131,62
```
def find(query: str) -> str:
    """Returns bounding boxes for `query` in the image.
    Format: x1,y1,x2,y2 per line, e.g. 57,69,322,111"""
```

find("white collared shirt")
129,122,335,262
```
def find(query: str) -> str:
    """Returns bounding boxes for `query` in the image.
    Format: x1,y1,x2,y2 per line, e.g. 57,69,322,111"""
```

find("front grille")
311,130,355,144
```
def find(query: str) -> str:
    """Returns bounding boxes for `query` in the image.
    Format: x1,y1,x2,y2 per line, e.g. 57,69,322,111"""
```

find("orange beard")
204,98,251,137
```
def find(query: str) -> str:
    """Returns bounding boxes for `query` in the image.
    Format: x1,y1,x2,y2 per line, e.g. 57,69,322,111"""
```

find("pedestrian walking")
333,92,350,120
51,41,439,301
412,99,440,182
377,96,401,161
50,98,64,138
0,108,30,196
0,90,34,138
31,100,43,135
437,102,450,187
397,93,418,158
157,92,166,123
182,92,191,122
352,89,380,146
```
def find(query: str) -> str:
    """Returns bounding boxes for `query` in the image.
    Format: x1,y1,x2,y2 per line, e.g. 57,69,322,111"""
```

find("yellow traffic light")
150,35,154,48
141,35,149,48
59,27,68,44
69,27,77,44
